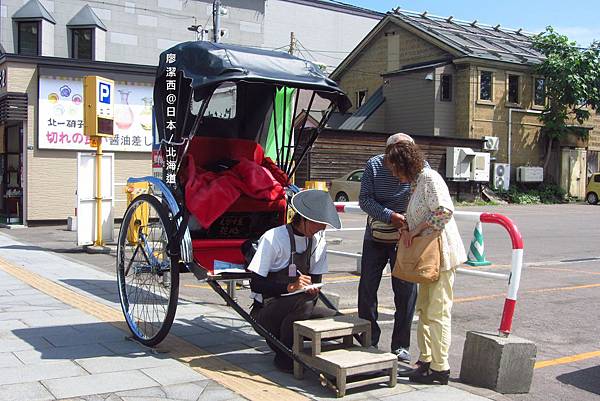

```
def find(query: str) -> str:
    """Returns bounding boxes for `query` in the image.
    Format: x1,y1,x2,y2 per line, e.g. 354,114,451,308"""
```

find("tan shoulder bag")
392,232,442,284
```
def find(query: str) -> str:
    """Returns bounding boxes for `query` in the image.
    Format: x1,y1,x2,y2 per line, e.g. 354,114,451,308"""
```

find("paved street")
1,203,598,400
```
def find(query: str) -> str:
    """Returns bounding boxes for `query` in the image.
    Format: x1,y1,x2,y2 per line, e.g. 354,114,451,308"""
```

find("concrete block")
0,381,55,401
460,331,536,394
42,370,158,399
67,216,77,231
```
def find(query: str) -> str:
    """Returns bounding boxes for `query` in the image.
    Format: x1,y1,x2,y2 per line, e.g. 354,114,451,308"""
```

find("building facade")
331,10,600,197
0,0,382,224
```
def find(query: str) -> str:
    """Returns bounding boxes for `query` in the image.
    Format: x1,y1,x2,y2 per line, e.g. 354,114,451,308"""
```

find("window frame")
70,27,95,60
477,68,495,104
440,74,453,102
532,76,546,109
17,20,41,56
347,170,363,182
355,89,368,109
505,72,523,107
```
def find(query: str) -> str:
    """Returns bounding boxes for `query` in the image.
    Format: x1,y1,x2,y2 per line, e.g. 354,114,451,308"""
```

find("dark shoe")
409,367,450,385
273,355,294,374
392,347,411,364
401,360,430,377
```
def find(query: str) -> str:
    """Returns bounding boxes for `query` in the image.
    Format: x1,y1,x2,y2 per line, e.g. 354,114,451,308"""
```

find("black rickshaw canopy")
153,41,351,179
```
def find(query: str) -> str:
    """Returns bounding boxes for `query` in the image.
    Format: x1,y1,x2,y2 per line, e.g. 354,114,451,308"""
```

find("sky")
341,1,600,46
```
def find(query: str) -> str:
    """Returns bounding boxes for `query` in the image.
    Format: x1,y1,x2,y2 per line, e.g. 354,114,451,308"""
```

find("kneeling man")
249,190,341,372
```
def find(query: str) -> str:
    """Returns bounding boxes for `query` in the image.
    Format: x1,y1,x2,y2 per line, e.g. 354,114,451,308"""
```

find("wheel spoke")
117,195,178,345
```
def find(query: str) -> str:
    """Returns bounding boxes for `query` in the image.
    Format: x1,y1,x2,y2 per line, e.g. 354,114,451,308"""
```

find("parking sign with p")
84,76,114,137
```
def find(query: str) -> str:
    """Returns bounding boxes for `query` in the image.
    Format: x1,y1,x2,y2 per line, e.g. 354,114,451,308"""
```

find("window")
534,77,546,106
508,74,520,104
479,71,493,101
71,28,93,60
17,21,39,56
348,170,363,182
440,74,452,101
356,90,367,108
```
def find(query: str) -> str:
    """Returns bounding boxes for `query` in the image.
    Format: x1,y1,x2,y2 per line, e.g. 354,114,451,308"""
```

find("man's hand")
287,273,312,293
390,212,407,229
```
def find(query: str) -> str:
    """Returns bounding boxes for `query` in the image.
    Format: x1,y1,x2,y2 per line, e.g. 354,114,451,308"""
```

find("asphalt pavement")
1,203,598,400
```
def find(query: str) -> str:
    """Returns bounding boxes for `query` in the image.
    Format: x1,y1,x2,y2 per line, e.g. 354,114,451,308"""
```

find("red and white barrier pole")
480,213,524,336
333,202,525,337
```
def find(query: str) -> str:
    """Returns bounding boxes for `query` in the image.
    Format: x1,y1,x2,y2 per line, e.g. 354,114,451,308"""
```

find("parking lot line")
0,258,309,401
535,350,600,369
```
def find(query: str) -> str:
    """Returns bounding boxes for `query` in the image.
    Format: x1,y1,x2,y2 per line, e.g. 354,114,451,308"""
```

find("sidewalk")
0,225,503,401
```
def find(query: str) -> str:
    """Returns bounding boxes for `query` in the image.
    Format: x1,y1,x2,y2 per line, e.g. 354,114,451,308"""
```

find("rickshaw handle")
206,279,339,395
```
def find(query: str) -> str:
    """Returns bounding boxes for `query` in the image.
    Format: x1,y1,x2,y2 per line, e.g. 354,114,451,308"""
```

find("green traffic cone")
466,222,492,266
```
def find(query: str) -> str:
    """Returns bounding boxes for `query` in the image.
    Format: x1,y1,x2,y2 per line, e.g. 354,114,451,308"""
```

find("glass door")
3,124,23,224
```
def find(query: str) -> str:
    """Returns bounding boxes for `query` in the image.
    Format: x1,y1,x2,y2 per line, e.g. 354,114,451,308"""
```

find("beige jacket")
406,169,467,271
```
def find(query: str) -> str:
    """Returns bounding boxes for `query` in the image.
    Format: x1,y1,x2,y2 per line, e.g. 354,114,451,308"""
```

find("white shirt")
248,225,328,302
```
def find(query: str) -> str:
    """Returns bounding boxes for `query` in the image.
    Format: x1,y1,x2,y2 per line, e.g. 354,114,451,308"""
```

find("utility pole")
213,0,221,43
289,32,295,55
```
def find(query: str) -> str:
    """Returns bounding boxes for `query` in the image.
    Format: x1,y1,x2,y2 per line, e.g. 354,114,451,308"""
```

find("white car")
328,169,364,202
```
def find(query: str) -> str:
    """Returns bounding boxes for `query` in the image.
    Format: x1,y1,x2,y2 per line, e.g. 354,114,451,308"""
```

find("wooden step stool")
293,315,397,397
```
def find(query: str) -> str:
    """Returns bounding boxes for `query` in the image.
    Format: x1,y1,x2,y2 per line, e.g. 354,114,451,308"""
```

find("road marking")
535,350,600,369
0,258,309,401
529,266,600,276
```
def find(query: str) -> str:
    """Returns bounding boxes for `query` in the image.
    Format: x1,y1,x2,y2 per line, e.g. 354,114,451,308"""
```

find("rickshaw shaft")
206,279,339,393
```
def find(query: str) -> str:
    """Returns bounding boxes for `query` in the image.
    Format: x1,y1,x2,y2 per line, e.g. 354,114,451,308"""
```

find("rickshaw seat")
185,136,287,273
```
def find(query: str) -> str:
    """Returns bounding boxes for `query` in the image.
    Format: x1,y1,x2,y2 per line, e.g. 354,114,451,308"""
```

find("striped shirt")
359,155,430,228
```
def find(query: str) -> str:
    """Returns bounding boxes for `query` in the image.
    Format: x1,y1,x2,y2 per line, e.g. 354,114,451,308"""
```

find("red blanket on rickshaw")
185,154,286,228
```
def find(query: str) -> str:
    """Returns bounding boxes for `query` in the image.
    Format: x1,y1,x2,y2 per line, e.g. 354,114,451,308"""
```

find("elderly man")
358,132,422,363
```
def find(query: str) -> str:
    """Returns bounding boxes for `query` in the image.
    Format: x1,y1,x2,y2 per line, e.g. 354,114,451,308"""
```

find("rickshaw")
116,41,351,391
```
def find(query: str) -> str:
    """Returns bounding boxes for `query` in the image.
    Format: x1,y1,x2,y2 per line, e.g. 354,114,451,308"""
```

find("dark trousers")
358,238,417,351
251,293,335,364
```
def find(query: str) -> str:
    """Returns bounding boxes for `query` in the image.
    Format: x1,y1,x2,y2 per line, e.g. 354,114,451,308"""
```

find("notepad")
281,283,324,296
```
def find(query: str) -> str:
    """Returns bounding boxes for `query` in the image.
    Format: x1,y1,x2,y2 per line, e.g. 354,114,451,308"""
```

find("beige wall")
467,64,545,167
337,22,450,112
27,150,151,221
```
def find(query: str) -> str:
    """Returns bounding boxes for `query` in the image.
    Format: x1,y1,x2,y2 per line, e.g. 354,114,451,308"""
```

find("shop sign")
38,76,153,152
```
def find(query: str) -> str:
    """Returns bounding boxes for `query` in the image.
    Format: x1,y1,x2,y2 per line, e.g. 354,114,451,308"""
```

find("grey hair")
386,133,414,146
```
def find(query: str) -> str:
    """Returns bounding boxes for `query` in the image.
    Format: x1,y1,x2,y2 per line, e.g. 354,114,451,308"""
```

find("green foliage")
500,184,567,204
532,27,600,140
456,199,499,207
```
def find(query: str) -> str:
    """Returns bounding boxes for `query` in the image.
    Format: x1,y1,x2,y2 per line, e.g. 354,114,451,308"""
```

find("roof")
331,10,544,80
390,10,544,65
383,59,451,76
12,0,56,24
338,85,384,130
67,4,107,31
157,41,351,111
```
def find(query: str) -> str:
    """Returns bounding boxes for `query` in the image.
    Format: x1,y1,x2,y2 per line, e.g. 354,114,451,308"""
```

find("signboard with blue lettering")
84,76,114,137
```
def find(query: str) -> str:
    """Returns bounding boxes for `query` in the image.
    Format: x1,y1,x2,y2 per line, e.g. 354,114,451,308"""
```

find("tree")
531,27,600,171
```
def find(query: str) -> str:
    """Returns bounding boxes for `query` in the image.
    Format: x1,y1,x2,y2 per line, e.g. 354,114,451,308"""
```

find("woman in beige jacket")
384,141,467,385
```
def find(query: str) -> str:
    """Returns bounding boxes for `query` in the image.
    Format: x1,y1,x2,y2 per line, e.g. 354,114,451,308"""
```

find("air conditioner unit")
492,163,510,190
446,147,476,181
516,166,544,182
470,152,490,182
483,136,500,151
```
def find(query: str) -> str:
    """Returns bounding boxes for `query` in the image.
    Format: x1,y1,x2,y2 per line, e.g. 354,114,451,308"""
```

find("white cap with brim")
291,189,342,229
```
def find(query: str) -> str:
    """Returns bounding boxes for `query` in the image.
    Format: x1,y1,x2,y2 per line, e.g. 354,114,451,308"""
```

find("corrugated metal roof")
12,0,56,24
390,10,544,65
339,85,384,130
